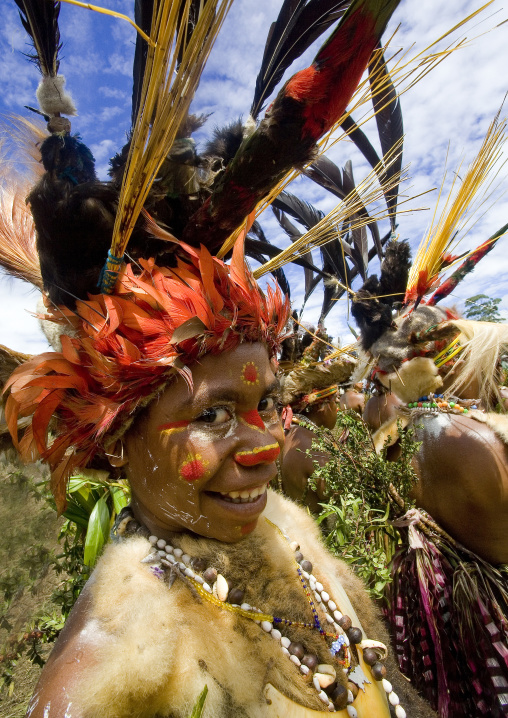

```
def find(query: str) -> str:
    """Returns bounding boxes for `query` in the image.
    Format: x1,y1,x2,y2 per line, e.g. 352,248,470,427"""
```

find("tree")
464,294,504,323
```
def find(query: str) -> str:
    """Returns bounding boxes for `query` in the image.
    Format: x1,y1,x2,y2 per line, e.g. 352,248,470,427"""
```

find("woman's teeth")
220,484,267,503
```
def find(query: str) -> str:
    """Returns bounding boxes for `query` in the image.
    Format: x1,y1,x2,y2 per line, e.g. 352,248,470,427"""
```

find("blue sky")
1,0,507,354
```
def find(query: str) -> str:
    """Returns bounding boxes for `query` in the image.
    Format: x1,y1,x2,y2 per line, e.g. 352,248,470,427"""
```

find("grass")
0,452,64,717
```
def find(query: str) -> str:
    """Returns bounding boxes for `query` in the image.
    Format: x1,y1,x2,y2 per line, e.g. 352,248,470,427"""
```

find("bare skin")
363,392,402,432
338,390,365,414
280,398,337,512
410,412,508,565
281,424,330,513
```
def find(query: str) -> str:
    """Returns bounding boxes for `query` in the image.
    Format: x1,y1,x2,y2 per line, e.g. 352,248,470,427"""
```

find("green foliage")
63,470,130,567
306,411,420,601
464,293,504,322
189,685,208,717
0,459,130,696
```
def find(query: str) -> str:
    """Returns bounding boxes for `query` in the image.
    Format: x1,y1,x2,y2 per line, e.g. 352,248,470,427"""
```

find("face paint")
234,443,281,466
239,409,265,432
124,343,284,543
241,520,258,535
158,420,190,435
241,361,259,386
179,453,208,482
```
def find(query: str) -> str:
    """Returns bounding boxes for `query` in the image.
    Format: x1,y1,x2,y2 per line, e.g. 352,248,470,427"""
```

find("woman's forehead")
154,344,278,412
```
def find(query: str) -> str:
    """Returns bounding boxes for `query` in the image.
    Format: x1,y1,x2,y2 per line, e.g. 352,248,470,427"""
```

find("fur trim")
69,492,435,718
470,411,508,446
377,356,443,403
371,413,411,453
369,306,449,373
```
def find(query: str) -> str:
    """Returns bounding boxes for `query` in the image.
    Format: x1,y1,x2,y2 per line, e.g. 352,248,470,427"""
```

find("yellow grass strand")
58,0,154,45
108,0,233,267
406,110,507,298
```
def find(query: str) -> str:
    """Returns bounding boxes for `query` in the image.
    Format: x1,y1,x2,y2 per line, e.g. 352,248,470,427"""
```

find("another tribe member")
352,164,508,715
338,383,366,415
280,352,356,512
0,0,436,716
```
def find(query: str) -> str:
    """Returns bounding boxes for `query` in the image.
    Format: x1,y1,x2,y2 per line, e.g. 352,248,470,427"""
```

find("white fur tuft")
36,75,77,117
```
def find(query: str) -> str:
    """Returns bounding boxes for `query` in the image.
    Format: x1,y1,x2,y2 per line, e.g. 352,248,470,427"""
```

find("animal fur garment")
368,305,450,373
376,356,443,404
67,492,436,718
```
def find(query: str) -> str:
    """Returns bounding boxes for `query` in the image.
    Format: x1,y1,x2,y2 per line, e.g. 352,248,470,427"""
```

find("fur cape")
70,492,435,718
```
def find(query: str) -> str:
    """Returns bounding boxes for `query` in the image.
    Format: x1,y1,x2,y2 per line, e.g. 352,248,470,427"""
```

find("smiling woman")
0,0,441,715
124,344,283,543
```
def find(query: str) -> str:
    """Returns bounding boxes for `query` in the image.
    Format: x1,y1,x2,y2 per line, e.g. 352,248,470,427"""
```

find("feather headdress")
1,0,403,509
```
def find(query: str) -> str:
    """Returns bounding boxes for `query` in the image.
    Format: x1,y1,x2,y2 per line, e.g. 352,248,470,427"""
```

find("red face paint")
239,409,265,431
158,420,190,434
179,454,207,482
241,361,259,385
241,520,258,536
234,443,280,467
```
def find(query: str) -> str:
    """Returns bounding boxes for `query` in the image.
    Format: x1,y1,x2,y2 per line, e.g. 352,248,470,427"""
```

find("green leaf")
188,685,208,718
110,485,129,514
84,496,111,567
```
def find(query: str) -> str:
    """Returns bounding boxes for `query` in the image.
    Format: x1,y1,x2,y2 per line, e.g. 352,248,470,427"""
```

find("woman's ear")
104,439,129,468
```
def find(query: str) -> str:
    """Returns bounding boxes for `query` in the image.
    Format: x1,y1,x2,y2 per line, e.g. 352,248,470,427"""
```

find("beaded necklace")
115,509,407,716
404,392,480,414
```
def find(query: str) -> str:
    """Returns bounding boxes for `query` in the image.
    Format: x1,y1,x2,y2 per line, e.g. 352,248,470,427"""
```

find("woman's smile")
123,343,283,543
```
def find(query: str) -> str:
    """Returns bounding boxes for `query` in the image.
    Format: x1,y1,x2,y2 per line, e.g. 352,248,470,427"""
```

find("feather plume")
186,0,401,255
14,0,61,77
105,0,234,287
405,110,506,304
427,222,508,306
250,0,348,119
368,44,403,231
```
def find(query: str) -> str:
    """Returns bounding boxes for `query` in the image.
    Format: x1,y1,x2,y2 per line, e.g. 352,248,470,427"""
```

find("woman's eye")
196,407,232,425
258,396,276,413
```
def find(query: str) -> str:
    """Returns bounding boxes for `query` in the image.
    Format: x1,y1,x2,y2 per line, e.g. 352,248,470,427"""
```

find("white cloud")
1,0,508,353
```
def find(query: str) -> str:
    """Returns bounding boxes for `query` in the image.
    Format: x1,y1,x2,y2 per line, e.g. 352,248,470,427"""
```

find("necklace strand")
117,510,406,715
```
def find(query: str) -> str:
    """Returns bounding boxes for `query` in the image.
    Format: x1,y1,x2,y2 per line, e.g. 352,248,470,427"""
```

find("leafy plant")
464,293,504,322
305,411,420,600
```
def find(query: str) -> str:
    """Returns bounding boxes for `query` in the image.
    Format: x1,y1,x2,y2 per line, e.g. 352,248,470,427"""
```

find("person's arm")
26,582,104,718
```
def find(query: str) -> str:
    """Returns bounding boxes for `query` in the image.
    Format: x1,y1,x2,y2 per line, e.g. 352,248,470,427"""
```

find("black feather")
272,204,316,299
202,120,245,171
303,155,383,259
350,240,411,349
340,114,382,171
132,0,154,126
14,0,61,77
368,45,403,231
378,239,411,304
272,191,324,229
251,0,348,119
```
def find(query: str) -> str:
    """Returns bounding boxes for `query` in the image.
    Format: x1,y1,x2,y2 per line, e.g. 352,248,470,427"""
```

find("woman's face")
123,343,283,543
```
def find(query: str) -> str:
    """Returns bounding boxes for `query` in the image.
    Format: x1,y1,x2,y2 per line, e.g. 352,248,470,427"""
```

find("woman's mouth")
217,483,268,504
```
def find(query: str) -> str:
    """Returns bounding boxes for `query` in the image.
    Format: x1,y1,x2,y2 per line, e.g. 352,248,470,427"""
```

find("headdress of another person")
1,0,401,511
280,346,356,426
351,111,508,405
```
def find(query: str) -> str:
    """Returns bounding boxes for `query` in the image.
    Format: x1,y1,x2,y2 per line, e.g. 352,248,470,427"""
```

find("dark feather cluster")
351,240,411,350
202,120,245,172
